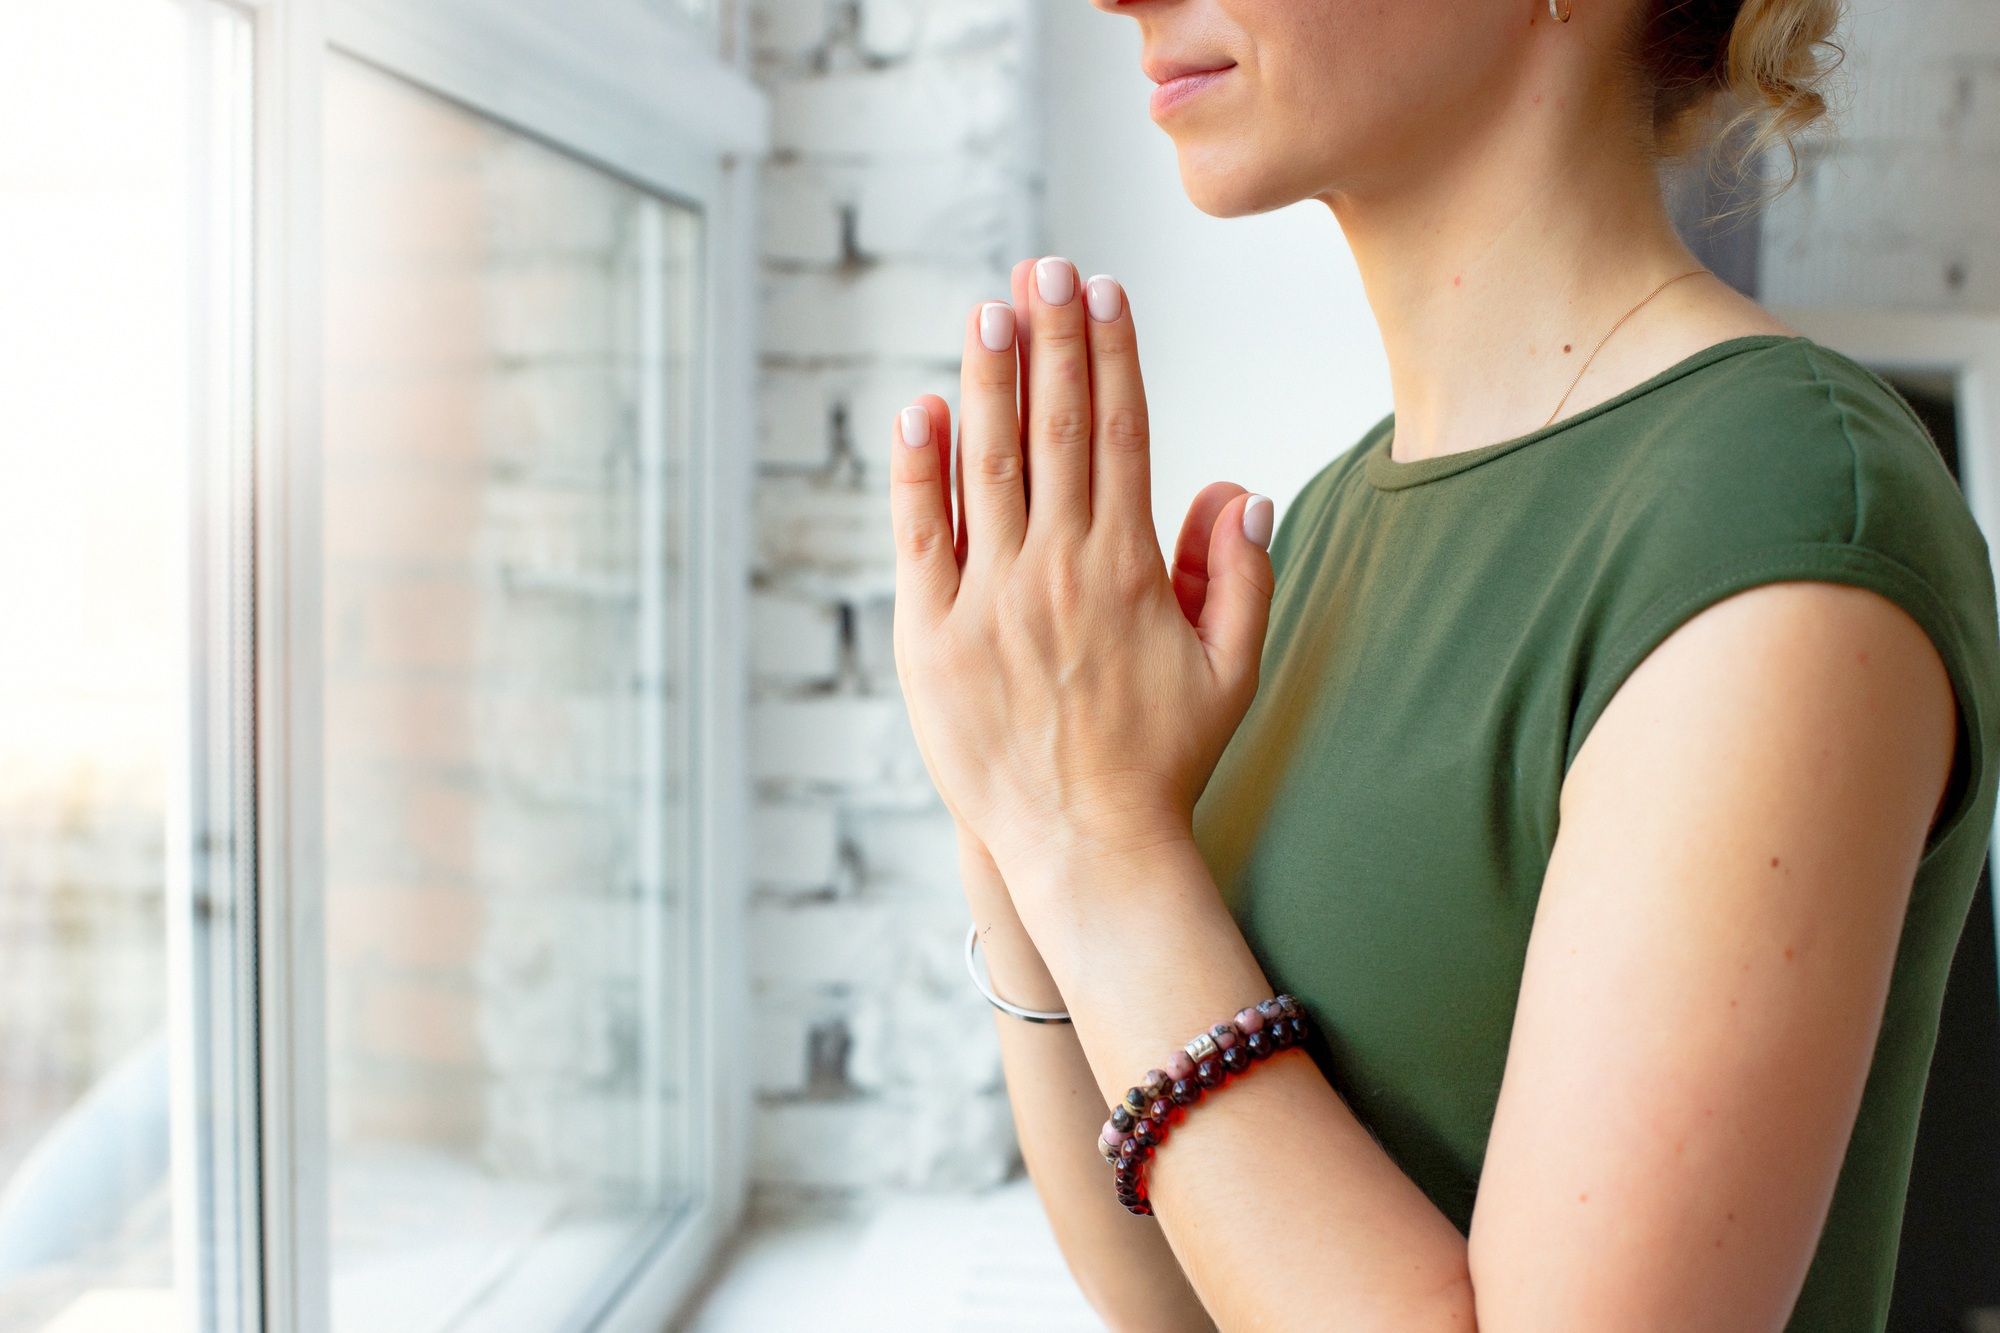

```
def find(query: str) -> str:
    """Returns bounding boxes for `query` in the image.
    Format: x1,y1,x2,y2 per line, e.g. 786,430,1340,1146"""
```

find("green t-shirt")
1194,335,2000,1330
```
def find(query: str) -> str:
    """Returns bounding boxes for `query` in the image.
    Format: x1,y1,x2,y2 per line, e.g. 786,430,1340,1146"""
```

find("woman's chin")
1175,149,1311,220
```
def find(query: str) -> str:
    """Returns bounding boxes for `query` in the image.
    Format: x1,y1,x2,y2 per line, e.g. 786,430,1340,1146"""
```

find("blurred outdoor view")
0,0,198,1328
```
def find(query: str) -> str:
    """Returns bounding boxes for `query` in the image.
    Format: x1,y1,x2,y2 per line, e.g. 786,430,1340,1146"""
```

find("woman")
887,0,2000,1328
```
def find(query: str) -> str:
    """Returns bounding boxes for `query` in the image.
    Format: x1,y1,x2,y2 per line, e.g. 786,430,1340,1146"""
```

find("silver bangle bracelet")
964,923,1072,1025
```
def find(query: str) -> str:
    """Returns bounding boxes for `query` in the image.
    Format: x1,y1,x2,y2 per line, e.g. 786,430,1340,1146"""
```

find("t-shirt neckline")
1364,335,1804,492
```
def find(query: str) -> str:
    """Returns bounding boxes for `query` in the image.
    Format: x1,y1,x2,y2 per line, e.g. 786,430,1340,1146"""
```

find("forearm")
1008,832,1477,1331
962,836,1213,1331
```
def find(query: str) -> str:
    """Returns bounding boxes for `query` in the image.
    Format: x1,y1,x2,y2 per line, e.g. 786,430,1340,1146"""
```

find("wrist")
957,825,1067,1014
1000,832,1225,994
972,916,1066,1014
996,813,1203,911
992,792,1192,888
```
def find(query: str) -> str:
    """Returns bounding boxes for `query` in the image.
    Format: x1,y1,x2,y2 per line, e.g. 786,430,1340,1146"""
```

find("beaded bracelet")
1096,995,1311,1216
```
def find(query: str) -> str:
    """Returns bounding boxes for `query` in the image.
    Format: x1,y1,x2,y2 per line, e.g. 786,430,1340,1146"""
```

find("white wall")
1038,0,1391,544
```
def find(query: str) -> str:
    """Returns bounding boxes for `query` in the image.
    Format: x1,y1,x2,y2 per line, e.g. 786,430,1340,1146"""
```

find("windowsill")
680,1181,1105,1331
331,1144,680,1333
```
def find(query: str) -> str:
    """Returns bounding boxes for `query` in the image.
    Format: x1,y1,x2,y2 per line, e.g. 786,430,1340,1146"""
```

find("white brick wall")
1765,1,2000,310
746,0,1038,1195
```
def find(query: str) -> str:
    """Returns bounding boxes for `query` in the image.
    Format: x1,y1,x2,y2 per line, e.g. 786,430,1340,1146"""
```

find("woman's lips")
1149,65,1235,119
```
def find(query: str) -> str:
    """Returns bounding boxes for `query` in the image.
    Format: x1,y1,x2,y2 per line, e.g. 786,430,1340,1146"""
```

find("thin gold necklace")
1542,269,1710,429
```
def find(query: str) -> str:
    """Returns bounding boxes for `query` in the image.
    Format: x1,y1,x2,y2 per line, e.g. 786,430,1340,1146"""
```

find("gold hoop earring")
1550,0,1572,20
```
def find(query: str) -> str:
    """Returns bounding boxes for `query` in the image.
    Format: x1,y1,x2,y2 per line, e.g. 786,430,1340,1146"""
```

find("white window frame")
236,2,767,1329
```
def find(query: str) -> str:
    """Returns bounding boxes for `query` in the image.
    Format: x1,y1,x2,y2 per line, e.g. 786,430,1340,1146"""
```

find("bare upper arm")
1466,582,1957,1332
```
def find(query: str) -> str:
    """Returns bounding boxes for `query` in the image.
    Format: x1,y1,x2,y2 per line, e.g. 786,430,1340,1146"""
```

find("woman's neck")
1328,96,1786,463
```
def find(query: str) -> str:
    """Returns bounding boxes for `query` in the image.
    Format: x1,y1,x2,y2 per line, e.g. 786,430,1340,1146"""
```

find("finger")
1010,258,1036,478
890,395,961,620
1197,493,1277,691
1023,256,1093,539
1082,275,1154,540
952,422,969,566
1171,481,1248,626
959,299,1028,566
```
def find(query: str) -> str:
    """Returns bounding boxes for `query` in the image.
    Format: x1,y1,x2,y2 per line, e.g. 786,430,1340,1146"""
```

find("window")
0,1,763,1329
321,56,700,1330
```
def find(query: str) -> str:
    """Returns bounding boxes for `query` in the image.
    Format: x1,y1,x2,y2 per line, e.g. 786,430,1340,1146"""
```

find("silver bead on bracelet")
963,923,1072,1025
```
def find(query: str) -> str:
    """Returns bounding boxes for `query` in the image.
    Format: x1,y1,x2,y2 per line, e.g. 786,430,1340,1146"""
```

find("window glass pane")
0,1,249,1329
322,55,700,1333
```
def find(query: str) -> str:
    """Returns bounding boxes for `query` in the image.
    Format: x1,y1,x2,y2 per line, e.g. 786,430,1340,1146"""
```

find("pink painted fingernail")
1036,257,1076,307
979,301,1016,352
1243,495,1274,550
1086,275,1122,322
900,405,930,449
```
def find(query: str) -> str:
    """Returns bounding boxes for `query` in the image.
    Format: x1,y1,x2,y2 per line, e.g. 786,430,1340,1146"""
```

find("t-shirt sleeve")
1562,351,2000,859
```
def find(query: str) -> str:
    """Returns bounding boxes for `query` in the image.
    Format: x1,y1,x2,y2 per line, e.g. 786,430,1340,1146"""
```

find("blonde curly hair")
1641,0,1845,166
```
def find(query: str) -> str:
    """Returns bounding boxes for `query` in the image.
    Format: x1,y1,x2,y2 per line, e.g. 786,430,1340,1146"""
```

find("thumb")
1171,481,1248,626
1195,492,1276,689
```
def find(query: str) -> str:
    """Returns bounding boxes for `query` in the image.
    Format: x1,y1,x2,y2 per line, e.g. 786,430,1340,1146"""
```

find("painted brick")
751,0,835,63
771,63,1023,158
752,801,843,890
759,366,842,468
755,481,897,578
750,896,901,990
853,151,1021,262
844,805,957,895
1841,2,2000,66
863,0,1022,59
751,998,820,1097
849,595,897,692
752,592,843,683
763,262,994,362
750,695,928,792
762,159,849,265
747,0,1036,1198
1765,0,2000,313
758,364,956,487
854,0,921,60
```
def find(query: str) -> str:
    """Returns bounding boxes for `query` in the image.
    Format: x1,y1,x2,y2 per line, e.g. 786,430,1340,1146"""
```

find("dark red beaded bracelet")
1096,994,1310,1216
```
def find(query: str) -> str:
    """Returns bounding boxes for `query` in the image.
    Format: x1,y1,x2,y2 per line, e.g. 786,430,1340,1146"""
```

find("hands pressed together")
889,256,1276,926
